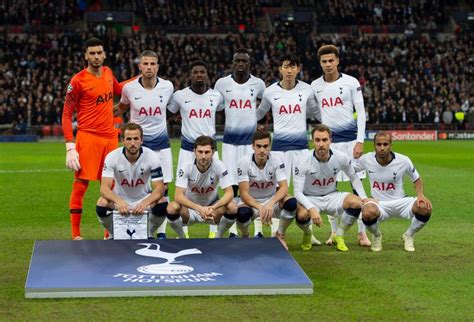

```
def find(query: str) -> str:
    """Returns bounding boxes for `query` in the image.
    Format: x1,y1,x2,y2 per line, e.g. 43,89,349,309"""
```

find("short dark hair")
279,53,300,67
317,45,339,60
190,60,208,72
122,122,143,138
194,136,215,150
374,131,392,143
139,50,159,61
234,48,250,59
252,130,271,144
84,37,104,52
311,124,332,139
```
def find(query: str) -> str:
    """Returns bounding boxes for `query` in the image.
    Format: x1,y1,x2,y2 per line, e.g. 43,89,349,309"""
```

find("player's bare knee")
96,197,109,207
296,207,310,222
344,194,362,209
166,201,180,215
226,201,238,215
362,203,379,222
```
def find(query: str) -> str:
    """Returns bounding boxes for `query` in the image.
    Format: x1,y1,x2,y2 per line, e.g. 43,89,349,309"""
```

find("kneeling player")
166,136,238,238
237,131,301,250
355,131,432,252
294,125,368,251
95,123,167,239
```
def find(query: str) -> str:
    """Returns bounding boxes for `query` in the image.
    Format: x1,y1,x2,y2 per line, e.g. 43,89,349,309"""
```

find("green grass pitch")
0,140,473,320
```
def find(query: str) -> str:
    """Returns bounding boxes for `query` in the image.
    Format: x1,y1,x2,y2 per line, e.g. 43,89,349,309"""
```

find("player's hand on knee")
417,195,432,210
65,143,81,171
132,202,147,215
261,205,274,225
116,199,129,215
309,208,323,227
353,142,364,159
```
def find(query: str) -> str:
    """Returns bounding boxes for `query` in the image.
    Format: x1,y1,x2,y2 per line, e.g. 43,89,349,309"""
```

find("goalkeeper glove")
65,142,81,171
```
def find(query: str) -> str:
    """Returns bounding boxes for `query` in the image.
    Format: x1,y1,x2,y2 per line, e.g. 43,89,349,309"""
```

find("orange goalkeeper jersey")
62,66,123,141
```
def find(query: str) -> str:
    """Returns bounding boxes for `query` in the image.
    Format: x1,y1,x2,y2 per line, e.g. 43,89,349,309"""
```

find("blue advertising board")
25,238,313,298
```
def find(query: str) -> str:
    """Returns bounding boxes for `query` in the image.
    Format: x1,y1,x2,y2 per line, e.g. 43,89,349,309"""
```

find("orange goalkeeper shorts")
75,130,118,181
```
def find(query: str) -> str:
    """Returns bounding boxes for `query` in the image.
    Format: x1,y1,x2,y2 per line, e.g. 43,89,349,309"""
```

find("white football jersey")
214,74,266,145
354,152,420,201
237,152,287,200
120,77,174,150
176,159,232,205
257,81,318,151
102,147,163,202
167,87,224,151
293,149,360,210
311,73,365,143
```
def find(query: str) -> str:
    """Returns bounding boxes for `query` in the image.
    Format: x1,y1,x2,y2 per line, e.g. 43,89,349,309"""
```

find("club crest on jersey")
250,88,254,97
140,167,145,175
333,168,338,175
229,99,252,109
121,178,145,187
189,109,211,118
312,177,335,186
210,176,215,185
279,104,301,114
372,181,395,191
339,87,343,94
209,99,213,107
96,92,113,105
298,94,303,102
138,106,162,116
392,171,397,180
159,95,163,103
321,97,343,108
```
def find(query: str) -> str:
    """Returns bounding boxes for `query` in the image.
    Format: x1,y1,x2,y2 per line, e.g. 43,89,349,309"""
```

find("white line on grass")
0,169,69,174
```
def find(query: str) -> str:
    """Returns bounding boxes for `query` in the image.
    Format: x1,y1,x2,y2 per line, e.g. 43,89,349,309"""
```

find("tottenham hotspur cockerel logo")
135,243,202,275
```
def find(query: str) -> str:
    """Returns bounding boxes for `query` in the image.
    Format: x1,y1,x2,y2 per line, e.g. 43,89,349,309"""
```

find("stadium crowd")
1,30,471,131
2,0,455,29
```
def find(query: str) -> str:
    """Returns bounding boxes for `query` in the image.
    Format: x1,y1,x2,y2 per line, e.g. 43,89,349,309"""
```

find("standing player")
237,131,300,250
214,48,266,238
62,37,125,240
256,53,321,244
311,44,371,246
166,136,238,238
294,125,368,251
167,60,224,238
117,50,173,238
95,123,166,238
355,132,432,252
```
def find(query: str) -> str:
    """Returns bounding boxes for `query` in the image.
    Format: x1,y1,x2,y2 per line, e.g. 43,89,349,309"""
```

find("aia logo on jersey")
312,177,335,186
120,178,145,187
189,109,211,118
96,92,113,105
229,99,252,109
372,181,396,191
279,104,301,114
191,186,215,194
250,181,275,189
138,106,162,116
321,97,343,108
